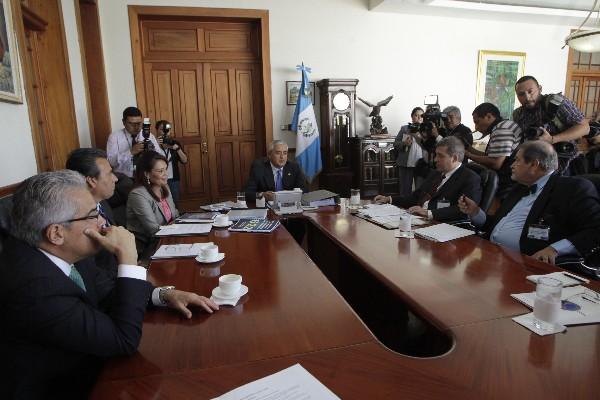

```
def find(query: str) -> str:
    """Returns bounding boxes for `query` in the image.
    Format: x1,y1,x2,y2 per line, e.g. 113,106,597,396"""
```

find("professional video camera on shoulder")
421,95,447,135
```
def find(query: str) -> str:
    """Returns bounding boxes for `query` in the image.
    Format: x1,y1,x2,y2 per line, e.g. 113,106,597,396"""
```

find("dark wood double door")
137,18,266,209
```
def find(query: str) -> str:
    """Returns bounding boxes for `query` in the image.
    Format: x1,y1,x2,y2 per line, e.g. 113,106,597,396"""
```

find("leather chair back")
0,193,14,254
467,163,498,213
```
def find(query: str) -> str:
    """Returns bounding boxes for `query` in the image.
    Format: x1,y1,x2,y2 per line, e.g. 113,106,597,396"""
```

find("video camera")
421,95,447,135
586,121,600,144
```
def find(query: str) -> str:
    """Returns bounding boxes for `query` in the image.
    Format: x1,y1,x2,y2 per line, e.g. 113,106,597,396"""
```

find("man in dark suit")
375,136,482,222
67,148,120,276
244,140,308,201
459,141,600,264
0,170,218,399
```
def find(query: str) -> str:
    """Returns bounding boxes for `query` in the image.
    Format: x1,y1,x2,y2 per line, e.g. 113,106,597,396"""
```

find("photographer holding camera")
107,107,160,178
512,75,589,173
441,106,473,151
394,107,425,196
466,103,522,199
156,120,188,204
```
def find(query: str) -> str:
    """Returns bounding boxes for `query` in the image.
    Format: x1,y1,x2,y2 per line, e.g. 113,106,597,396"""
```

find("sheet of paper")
511,286,600,326
526,271,589,287
151,242,213,259
212,364,340,400
372,215,426,228
155,223,212,236
358,204,403,218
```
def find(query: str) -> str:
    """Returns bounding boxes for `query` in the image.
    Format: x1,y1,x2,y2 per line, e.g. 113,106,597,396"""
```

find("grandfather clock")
316,79,359,197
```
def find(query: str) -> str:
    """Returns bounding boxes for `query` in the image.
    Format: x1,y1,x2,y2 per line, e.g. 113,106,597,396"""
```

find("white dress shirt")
423,163,461,219
106,128,161,177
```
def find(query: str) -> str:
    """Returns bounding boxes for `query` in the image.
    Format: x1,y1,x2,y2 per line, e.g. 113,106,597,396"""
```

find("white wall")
97,0,571,144
0,0,574,186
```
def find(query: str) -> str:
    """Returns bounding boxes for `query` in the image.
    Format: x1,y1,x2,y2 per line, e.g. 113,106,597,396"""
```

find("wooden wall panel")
148,28,198,52
236,69,255,135
211,69,233,136
152,69,174,125
205,30,250,51
184,144,206,193
177,70,200,136
216,142,236,190
239,141,256,181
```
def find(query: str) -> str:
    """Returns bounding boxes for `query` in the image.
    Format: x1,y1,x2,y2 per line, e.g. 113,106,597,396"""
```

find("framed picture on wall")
286,81,315,105
0,0,22,103
475,50,526,119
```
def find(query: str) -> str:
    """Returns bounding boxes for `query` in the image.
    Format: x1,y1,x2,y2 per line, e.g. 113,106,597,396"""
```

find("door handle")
201,141,208,153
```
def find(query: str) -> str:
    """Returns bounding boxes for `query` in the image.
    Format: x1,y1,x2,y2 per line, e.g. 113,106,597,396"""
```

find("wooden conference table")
91,207,600,399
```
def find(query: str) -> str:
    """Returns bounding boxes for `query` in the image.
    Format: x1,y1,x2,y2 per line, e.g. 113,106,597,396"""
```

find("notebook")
413,223,475,242
176,212,219,223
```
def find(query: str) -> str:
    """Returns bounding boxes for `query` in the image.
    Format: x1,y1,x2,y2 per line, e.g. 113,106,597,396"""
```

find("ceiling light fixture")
565,0,600,53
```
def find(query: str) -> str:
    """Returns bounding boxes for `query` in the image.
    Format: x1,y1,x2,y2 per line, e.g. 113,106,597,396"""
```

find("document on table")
358,203,402,218
413,223,474,242
526,271,589,287
151,242,213,259
155,223,212,236
511,285,600,325
211,363,340,400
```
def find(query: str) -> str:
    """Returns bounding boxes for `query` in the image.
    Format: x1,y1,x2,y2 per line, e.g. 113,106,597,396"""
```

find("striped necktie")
97,202,111,227
275,169,283,191
69,265,87,292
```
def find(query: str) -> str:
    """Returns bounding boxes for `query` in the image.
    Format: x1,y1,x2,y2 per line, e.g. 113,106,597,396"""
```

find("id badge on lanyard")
527,222,550,241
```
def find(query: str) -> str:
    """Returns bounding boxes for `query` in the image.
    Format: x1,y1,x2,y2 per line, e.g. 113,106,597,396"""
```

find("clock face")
332,92,350,111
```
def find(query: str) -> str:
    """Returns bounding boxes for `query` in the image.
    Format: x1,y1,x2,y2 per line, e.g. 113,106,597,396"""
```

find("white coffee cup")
215,214,229,225
219,274,242,296
200,244,219,260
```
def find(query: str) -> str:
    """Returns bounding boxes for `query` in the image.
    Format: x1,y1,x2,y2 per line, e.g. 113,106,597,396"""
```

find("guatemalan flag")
291,63,322,182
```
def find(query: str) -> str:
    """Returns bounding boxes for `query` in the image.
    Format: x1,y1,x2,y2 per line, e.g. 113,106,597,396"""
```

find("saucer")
195,253,225,263
212,284,248,300
213,221,233,228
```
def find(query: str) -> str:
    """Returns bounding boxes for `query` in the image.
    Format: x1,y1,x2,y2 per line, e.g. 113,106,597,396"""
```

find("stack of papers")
151,242,214,259
212,364,340,400
155,223,212,237
176,212,219,223
201,201,247,211
227,209,268,221
354,204,426,229
413,223,474,242
302,189,338,207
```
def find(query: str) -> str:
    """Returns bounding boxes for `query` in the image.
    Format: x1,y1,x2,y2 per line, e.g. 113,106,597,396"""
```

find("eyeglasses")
58,210,101,225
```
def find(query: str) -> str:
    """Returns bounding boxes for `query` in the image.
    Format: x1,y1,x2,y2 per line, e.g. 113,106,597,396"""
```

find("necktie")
529,184,537,195
275,169,283,191
97,203,111,227
420,174,445,206
69,265,87,292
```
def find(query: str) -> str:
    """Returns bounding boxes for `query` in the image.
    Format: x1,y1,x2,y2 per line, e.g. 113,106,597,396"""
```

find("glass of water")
532,277,563,331
350,188,361,207
236,192,246,206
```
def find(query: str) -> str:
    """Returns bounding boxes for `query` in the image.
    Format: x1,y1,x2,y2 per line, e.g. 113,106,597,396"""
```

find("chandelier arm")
572,0,599,36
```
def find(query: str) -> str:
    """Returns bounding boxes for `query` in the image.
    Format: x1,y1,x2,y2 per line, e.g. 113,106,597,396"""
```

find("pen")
562,271,588,283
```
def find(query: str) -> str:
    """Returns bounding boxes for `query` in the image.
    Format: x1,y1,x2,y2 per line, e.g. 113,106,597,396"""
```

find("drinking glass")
350,189,361,207
532,277,563,331
236,191,246,206
256,192,266,208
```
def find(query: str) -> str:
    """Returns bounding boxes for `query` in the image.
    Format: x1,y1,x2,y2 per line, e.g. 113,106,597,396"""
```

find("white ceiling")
370,0,600,26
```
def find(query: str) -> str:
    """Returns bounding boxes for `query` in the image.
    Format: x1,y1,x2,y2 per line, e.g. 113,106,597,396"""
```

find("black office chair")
578,174,600,194
107,173,133,226
466,163,498,214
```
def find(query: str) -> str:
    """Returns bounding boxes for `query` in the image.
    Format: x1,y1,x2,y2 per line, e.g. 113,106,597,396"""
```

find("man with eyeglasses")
106,106,160,178
0,170,218,399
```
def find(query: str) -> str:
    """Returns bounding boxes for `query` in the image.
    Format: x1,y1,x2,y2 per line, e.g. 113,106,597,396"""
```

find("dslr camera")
141,118,155,151
161,123,175,146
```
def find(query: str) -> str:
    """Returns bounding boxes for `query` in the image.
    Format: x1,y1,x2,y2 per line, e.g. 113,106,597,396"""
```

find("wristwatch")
158,286,175,305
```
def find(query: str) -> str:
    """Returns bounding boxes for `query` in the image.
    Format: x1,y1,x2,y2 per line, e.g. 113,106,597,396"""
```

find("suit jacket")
99,199,115,226
244,159,308,197
126,186,179,256
482,174,600,256
0,237,153,399
391,165,482,222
